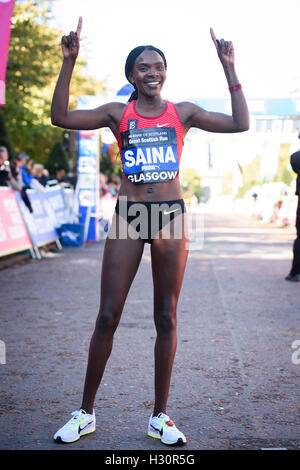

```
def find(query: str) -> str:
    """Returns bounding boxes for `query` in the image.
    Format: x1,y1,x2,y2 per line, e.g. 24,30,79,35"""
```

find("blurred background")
1,0,300,242
1,2,300,450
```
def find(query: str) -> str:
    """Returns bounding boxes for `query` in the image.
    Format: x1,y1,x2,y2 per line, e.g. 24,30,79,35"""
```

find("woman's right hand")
61,16,82,61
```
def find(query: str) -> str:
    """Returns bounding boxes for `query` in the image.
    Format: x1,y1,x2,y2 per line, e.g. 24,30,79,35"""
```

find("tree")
45,141,69,177
273,143,294,185
3,0,105,164
235,155,261,199
0,110,15,159
4,0,61,160
180,169,202,201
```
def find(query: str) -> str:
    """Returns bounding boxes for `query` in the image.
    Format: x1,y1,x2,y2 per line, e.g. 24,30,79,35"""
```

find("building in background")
180,98,300,202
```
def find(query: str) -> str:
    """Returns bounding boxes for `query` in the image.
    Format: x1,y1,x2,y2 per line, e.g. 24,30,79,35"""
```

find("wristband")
229,83,242,93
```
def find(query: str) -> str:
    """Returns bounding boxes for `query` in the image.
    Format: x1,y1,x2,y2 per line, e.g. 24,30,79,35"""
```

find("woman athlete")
51,17,249,446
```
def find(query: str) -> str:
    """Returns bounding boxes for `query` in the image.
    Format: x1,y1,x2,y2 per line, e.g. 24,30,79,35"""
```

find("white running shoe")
54,409,96,443
147,412,186,446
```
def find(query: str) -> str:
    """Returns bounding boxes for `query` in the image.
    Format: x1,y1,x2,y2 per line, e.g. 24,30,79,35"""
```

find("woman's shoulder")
172,101,191,125
101,101,127,118
99,101,128,134
173,100,197,113
173,101,204,127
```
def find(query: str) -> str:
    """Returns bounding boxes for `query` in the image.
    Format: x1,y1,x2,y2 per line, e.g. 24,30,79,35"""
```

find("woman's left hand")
210,28,235,68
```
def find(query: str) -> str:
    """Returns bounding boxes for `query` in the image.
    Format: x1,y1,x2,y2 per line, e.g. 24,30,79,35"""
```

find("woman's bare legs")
150,215,189,416
81,215,144,414
80,211,189,417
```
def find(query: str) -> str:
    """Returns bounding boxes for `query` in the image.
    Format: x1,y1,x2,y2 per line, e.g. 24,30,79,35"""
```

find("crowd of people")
2,144,299,285
99,172,121,198
0,145,79,190
1,147,47,191
0,145,78,213
0,144,121,224
99,173,121,229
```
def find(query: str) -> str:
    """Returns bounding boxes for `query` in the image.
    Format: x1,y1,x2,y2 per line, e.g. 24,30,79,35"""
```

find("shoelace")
66,410,85,428
156,413,175,427
165,419,174,426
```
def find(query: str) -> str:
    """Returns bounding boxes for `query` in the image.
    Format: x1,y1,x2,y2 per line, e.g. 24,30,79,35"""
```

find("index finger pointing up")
210,27,218,49
76,16,83,38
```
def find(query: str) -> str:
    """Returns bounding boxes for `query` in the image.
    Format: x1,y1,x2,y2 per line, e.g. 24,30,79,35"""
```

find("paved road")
0,209,299,450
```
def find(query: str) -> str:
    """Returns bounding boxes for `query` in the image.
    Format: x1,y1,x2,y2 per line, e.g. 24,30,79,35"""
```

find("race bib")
120,127,179,184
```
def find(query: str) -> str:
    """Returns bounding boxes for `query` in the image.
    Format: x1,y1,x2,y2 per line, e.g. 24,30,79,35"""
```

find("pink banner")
0,187,32,257
0,0,15,106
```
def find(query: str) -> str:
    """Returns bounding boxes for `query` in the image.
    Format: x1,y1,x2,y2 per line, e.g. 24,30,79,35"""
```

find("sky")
50,0,300,101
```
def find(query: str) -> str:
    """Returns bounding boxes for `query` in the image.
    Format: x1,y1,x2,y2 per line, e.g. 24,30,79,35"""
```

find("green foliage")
0,110,15,159
236,145,295,200
4,0,61,161
180,169,202,200
243,155,261,185
235,155,261,199
100,150,114,177
45,141,69,177
3,0,105,164
279,167,293,185
273,143,294,185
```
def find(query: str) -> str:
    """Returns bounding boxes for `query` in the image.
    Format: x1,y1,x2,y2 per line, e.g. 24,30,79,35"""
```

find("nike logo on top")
157,123,170,127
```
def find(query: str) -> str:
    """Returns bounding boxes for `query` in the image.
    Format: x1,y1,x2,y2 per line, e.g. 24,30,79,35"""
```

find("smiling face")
129,49,167,98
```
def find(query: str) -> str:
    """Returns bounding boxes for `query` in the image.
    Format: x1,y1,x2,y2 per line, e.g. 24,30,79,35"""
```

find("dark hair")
57,165,66,172
125,45,167,102
15,151,29,161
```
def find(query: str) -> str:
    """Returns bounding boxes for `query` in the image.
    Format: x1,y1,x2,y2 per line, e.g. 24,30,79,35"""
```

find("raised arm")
177,28,249,134
50,17,123,133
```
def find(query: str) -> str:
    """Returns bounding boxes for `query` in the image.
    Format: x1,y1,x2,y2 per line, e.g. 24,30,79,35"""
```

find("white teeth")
146,82,159,85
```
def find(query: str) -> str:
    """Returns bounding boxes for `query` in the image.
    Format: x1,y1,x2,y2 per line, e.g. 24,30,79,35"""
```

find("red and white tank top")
117,100,184,184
